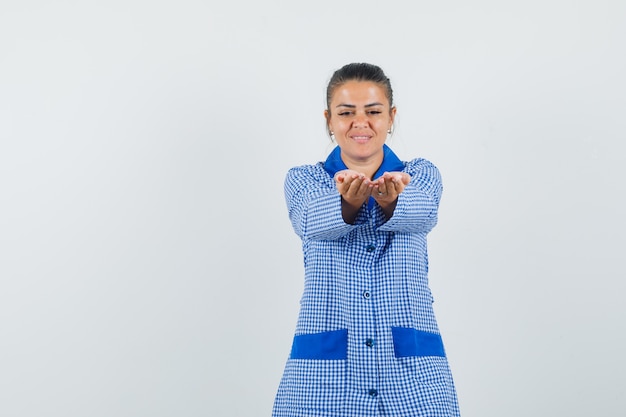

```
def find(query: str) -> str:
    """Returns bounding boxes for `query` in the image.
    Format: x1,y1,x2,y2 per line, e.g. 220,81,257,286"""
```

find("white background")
1,1,625,416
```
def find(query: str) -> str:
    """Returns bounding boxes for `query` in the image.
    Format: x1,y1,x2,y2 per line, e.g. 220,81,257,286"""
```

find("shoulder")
285,162,334,188
286,162,328,179
403,157,441,179
402,157,443,198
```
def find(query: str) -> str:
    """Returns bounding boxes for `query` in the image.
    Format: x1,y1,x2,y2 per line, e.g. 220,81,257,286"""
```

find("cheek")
334,121,350,131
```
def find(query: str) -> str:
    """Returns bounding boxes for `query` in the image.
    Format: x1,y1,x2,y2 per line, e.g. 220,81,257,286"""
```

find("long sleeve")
377,158,443,234
284,164,358,240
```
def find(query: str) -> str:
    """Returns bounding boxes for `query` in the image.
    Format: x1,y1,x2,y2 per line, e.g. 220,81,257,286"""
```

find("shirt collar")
323,144,404,179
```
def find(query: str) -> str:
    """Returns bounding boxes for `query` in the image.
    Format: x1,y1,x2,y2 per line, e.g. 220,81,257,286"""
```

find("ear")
389,106,397,129
324,109,332,131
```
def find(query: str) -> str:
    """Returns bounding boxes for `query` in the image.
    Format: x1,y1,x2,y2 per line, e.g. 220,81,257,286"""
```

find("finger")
389,177,406,198
344,175,365,197
372,178,386,197
359,182,373,198
336,173,358,195
343,172,362,186
335,170,357,183
383,172,410,185
391,179,405,195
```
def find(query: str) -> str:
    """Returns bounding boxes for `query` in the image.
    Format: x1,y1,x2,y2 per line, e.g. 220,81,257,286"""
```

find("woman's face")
325,80,396,167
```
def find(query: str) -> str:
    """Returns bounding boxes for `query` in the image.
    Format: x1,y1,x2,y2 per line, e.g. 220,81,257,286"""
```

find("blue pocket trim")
391,327,446,358
289,329,348,360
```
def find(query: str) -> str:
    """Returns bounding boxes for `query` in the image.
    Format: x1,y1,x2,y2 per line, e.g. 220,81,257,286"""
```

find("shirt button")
363,291,371,299
368,389,378,397
365,244,375,252
365,338,374,347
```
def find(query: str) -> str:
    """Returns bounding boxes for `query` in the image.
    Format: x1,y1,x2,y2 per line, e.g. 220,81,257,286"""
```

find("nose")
352,113,369,128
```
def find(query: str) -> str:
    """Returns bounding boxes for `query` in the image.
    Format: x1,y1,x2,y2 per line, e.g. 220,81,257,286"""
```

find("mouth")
350,135,372,144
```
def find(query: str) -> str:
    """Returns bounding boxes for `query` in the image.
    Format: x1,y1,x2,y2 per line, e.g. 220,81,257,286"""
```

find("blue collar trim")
322,144,404,179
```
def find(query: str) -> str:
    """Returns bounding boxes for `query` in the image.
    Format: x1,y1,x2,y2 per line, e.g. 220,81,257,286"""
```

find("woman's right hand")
334,170,374,223
334,169,374,208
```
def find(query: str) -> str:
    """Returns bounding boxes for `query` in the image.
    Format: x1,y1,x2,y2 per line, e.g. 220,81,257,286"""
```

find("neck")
340,152,384,179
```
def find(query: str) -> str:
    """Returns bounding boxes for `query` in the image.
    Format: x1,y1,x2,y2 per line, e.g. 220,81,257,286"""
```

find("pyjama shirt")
272,145,460,417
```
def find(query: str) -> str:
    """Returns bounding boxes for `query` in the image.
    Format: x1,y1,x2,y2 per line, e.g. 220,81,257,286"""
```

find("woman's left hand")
372,172,411,204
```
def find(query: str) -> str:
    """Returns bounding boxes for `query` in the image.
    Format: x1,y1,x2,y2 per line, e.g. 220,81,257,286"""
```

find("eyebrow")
335,102,385,108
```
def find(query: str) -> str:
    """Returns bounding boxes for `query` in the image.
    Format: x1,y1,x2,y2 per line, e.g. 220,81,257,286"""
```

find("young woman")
272,63,460,417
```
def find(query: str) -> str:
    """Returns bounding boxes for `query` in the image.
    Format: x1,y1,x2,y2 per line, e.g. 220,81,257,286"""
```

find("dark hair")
326,63,394,110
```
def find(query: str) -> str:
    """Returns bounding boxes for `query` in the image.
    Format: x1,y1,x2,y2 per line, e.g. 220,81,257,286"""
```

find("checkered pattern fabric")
273,148,460,417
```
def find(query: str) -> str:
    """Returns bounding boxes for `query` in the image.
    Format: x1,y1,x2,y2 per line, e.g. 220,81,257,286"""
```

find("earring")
330,131,335,142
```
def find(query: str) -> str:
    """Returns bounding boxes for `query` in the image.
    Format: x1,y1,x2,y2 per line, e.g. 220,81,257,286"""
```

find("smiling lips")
350,133,372,143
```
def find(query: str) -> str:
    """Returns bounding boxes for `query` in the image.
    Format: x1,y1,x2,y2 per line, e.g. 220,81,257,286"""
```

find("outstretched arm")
377,159,443,234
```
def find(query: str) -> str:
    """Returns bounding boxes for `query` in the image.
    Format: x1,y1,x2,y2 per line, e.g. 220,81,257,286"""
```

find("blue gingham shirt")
273,146,460,417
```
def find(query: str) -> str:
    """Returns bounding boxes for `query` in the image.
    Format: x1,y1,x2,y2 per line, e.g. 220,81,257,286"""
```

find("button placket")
360,233,379,404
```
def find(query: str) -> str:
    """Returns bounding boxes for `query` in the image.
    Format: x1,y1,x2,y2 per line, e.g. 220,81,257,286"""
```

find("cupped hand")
371,171,411,204
334,169,374,207
335,170,411,205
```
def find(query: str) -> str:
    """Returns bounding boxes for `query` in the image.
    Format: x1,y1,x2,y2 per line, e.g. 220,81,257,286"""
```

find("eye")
338,111,354,116
367,110,382,115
